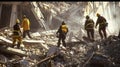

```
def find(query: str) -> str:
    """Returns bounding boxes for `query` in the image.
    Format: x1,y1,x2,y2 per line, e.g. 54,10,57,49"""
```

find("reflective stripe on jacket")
85,19,94,30
85,23,94,28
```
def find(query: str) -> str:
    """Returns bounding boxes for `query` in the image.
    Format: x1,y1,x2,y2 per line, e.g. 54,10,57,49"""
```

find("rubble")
0,26,120,67
0,2,120,67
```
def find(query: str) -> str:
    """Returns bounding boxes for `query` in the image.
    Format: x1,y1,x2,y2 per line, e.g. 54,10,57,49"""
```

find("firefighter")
84,15,95,41
56,21,68,48
95,13,108,39
21,15,32,39
12,19,22,49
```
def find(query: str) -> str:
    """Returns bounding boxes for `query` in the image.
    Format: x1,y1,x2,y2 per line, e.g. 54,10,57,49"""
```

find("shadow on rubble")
66,35,120,67
102,35,120,67
84,35,120,67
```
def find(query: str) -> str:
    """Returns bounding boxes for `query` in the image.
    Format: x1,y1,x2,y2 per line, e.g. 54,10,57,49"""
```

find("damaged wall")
0,4,12,28
20,3,42,32
0,2,120,67
0,2,47,32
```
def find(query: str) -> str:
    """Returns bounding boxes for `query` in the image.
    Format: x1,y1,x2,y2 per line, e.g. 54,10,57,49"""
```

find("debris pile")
0,28,120,67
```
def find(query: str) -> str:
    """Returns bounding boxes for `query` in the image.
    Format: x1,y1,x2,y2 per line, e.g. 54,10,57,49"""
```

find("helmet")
96,13,100,17
86,15,89,19
23,15,26,18
62,21,65,25
16,19,20,23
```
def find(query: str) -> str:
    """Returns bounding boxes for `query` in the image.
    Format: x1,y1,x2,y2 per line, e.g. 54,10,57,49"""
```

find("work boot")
57,42,61,47
63,42,66,48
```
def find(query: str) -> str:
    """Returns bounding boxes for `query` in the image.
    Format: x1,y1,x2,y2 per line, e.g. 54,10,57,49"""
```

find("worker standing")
95,13,108,39
84,15,95,41
12,19,22,49
21,15,32,39
56,21,68,48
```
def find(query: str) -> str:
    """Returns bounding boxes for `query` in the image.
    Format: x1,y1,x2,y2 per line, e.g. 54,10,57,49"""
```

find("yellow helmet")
16,19,20,23
96,13,100,17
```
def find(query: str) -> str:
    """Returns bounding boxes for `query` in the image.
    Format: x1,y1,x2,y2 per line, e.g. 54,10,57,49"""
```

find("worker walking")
12,19,22,49
84,15,95,41
95,13,108,39
21,15,32,39
56,21,68,48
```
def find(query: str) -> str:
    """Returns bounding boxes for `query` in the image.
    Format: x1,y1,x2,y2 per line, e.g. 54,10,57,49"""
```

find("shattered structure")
0,1,120,67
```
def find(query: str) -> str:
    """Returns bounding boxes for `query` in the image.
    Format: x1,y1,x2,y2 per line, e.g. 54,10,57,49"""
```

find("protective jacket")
57,24,68,35
85,19,94,30
13,23,21,36
21,18,30,31
96,16,107,29
56,23,68,47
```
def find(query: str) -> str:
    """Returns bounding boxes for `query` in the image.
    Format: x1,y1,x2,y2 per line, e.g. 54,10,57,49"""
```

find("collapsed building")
0,1,120,67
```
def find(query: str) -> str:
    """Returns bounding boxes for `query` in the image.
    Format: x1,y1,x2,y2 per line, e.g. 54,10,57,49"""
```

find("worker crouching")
12,19,22,49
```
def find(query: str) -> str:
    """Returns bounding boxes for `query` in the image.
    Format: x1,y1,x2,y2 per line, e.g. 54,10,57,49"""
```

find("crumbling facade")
0,1,120,67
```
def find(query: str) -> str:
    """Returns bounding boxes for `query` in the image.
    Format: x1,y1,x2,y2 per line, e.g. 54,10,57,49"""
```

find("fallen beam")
23,39,48,50
82,52,95,67
0,36,12,44
0,46,27,57
32,54,58,67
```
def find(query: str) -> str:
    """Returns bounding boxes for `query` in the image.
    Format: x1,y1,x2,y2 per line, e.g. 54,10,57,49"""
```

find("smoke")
105,2,120,36
67,2,120,37
86,2,120,36
36,2,120,37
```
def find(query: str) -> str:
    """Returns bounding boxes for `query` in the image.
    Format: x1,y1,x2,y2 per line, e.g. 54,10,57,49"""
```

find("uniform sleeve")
96,18,99,27
56,26,61,34
84,20,87,29
92,20,94,26
27,19,30,26
18,24,22,33
103,17,106,22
